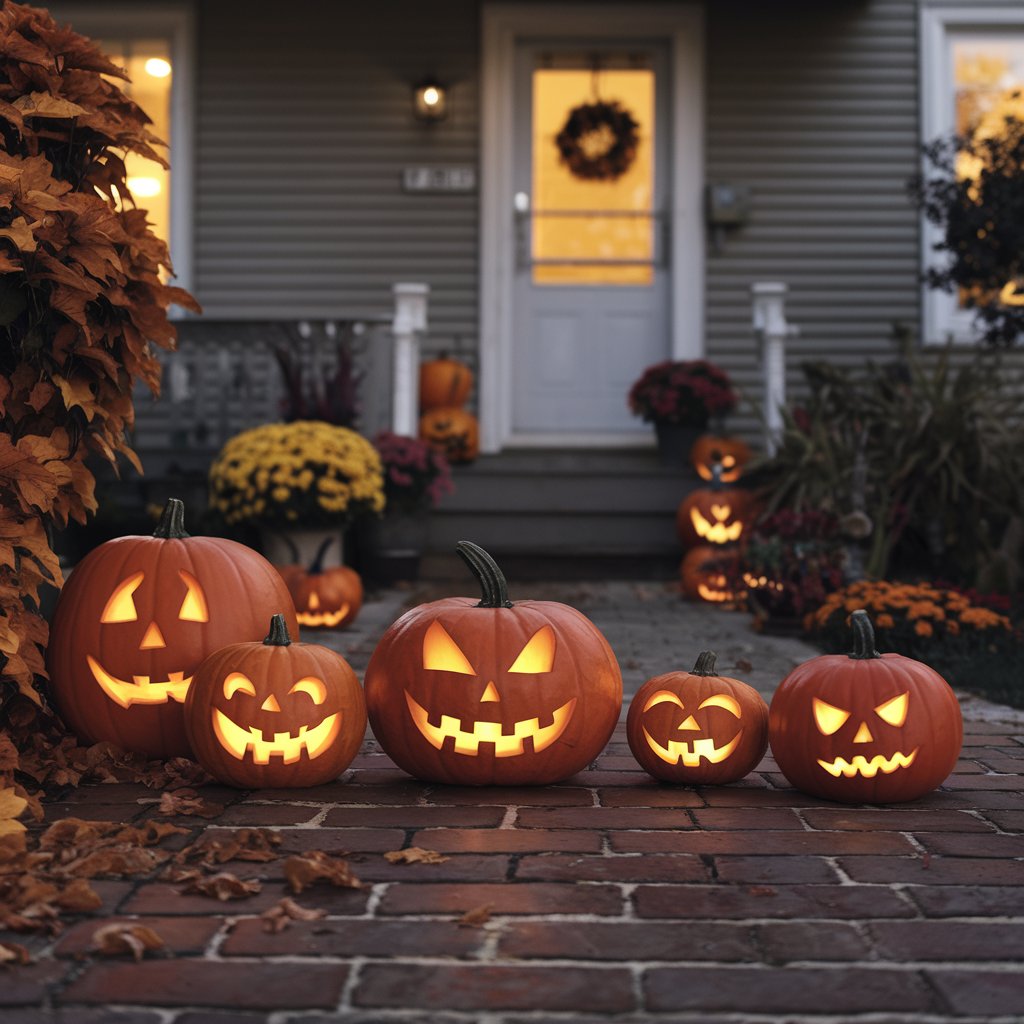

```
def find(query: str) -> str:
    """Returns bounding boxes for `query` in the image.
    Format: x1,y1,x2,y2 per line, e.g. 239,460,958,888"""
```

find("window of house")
920,5,1024,343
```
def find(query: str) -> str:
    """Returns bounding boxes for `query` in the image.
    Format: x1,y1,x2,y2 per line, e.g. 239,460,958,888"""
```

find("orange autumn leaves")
0,2,200,796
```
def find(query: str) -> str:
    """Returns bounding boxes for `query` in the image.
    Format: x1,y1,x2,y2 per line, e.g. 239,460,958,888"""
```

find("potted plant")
627,359,738,465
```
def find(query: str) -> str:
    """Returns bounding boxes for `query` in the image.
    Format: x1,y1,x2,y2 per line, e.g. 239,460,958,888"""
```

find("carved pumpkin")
680,547,740,604
184,614,366,788
691,435,751,484
279,537,363,629
47,499,299,759
419,406,479,464
419,356,473,411
676,469,757,548
768,609,963,804
627,652,768,784
364,541,622,785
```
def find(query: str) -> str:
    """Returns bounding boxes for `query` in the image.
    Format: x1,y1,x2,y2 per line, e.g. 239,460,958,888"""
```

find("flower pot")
653,421,703,468
259,527,344,570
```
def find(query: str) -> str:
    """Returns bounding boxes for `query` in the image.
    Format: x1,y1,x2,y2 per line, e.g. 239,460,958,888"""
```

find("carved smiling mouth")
405,692,576,757
212,709,342,765
642,727,742,767
297,604,350,628
87,655,192,709
818,749,918,778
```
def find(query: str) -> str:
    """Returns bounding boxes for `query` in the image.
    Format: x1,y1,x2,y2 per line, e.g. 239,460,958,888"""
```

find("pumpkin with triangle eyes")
47,499,299,759
768,609,963,804
627,652,768,784
364,541,622,785
184,615,366,788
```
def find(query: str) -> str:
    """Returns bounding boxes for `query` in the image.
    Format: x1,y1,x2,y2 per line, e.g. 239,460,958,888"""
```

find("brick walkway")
6,582,1024,1022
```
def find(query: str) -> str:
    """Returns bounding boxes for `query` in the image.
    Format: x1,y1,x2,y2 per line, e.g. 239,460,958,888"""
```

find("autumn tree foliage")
0,1,199,811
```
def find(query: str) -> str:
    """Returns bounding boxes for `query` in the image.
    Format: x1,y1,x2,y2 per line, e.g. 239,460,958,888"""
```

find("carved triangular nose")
853,721,873,743
261,694,282,712
677,715,700,731
139,621,165,650
480,681,500,702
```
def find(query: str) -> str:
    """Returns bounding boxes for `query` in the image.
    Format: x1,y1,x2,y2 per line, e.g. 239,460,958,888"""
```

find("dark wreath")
555,99,640,181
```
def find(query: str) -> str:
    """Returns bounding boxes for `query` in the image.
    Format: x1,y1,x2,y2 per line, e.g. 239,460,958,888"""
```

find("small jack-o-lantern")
47,499,299,759
419,407,479,464
364,541,622,785
680,547,741,604
627,652,768,784
279,537,363,629
676,466,756,548
690,435,751,484
420,355,473,411
184,614,366,788
768,609,963,804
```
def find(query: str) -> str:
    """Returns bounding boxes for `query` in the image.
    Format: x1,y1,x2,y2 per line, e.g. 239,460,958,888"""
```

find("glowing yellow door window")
532,69,654,286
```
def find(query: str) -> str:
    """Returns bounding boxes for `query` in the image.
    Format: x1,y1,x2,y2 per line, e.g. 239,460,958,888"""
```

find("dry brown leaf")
384,847,450,865
90,922,165,961
61,846,169,879
283,851,362,895
53,878,102,913
0,940,31,965
457,903,494,928
183,872,262,902
260,897,327,934
0,787,27,836
158,789,224,819
13,92,88,120
177,828,280,867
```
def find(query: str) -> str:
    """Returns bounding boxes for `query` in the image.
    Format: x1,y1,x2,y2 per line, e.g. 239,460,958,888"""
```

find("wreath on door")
555,99,640,182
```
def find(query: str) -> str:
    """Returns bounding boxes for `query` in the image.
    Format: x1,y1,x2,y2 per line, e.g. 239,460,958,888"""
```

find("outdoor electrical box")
705,182,751,227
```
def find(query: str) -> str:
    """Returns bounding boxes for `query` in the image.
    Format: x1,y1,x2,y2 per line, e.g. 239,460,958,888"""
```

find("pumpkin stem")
308,534,336,575
263,613,293,646
456,540,512,608
848,609,882,660
152,498,189,539
690,650,719,676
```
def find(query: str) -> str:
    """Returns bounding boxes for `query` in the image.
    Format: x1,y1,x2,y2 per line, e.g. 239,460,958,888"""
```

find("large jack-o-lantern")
47,499,299,759
278,537,363,629
627,652,768,784
768,609,963,804
364,541,622,785
184,614,366,788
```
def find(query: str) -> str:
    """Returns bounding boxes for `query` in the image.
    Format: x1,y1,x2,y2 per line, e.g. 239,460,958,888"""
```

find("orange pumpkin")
676,469,757,548
690,435,752,484
419,356,473,411
47,499,299,759
364,541,622,785
419,406,479,463
280,537,363,629
680,546,740,604
627,652,768,784
184,614,366,788
768,609,963,804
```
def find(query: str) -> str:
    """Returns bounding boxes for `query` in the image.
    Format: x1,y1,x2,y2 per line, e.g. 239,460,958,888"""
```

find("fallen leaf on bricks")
384,847,450,865
457,903,493,928
158,789,224,819
734,658,754,674
283,851,361,894
183,871,261,901
922,852,932,870
0,940,31,964
52,878,102,912
747,885,776,897
177,828,281,867
159,864,202,884
90,922,165,961
0,787,28,835
62,846,169,878
260,897,327,933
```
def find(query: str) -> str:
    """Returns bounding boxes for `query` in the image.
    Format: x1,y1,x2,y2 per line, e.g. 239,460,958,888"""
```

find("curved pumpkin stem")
456,540,512,608
152,498,190,539
308,534,336,575
848,608,881,660
690,650,719,676
263,613,293,646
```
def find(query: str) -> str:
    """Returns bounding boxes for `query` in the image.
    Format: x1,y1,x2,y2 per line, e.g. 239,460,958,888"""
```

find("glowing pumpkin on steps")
676,465,757,549
690,435,752,484
419,406,479,464
680,546,741,604
364,541,622,785
184,614,366,788
768,609,963,804
627,651,768,784
47,499,299,759
279,536,363,629
419,355,473,411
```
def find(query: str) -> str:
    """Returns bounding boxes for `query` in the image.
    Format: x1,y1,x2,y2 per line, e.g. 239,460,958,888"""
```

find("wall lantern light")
413,79,448,121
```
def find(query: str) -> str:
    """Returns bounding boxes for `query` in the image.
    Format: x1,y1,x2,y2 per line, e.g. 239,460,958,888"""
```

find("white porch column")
751,282,799,456
391,283,429,436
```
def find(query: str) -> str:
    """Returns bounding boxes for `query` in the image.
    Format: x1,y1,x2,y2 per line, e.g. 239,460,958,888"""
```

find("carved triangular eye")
423,621,475,675
875,691,909,727
101,572,144,623
178,570,209,622
813,697,851,736
508,626,555,674
698,694,742,717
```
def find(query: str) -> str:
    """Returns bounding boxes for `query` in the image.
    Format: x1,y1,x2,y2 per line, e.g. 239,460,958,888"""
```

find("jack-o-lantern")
279,537,363,629
676,468,756,548
690,435,751,484
419,356,473,411
627,652,768,784
680,547,741,604
184,614,366,788
768,609,963,804
364,541,622,785
419,407,479,464
47,499,299,759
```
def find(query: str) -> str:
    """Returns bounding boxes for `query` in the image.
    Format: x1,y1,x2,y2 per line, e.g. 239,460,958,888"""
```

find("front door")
511,43,670,442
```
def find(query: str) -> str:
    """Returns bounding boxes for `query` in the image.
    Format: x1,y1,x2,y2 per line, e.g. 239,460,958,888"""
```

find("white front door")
511,45,670,440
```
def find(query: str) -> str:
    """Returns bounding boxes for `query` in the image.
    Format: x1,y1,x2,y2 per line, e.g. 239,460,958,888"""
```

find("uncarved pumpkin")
364,541,622,785
419,356,473,411
768,609,963,804
419,406,479,464
47,499,299,760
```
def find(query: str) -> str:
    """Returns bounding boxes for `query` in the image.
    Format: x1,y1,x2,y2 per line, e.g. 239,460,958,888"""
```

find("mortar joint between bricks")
824,854,860,886
793,807,818,832
964,807,1014,835
334,953,367,1013
619,881,638,919
362,881,388,918
900,831,930,854
498,805,517,828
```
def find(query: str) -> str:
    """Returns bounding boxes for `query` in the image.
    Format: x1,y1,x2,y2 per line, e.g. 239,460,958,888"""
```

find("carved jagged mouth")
691,508,743,544
643,727,742,767
297,604,350,628
212,709,342,765
697,583,732,603
87,655,191,709
405,692,576,757
817,749,918,778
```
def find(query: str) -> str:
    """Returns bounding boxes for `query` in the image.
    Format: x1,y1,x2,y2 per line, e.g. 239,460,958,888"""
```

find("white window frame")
47,3,195,306
920,3,1024,344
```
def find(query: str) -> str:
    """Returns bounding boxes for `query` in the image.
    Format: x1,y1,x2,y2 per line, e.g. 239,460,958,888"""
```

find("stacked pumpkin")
418,354,479,464
677,436,755,603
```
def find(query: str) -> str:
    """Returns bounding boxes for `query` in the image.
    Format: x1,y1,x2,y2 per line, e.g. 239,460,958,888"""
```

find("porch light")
144,57,171,78
127,176,161,198
413,79,447,122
